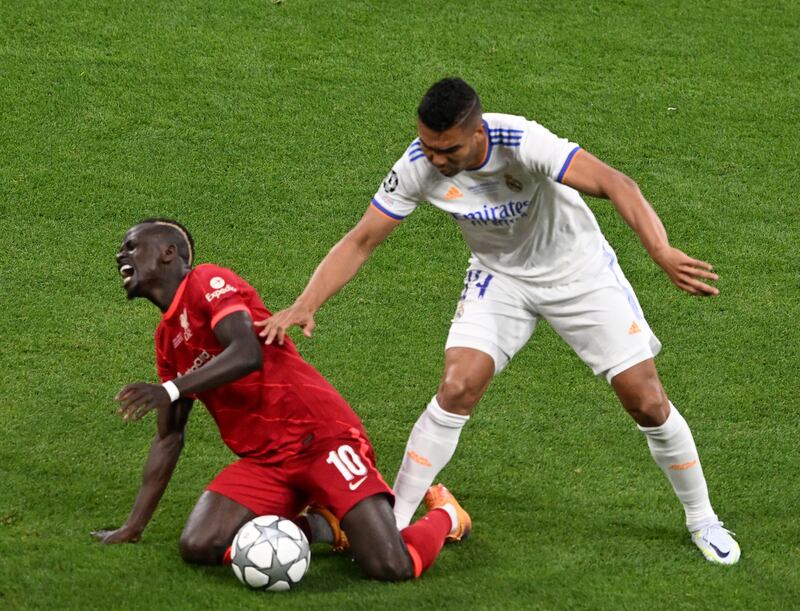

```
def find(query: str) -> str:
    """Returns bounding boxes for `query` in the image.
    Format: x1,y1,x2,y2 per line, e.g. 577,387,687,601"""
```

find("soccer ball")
231,515,311,591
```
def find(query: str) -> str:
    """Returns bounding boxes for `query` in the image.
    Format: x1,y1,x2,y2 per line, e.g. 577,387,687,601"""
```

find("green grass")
1,0,798,608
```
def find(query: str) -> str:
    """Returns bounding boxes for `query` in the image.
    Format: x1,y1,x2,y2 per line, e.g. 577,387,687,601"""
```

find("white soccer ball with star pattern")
231,515,310,591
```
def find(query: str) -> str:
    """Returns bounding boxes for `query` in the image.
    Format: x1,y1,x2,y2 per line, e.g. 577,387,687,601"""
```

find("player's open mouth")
119,264,134,285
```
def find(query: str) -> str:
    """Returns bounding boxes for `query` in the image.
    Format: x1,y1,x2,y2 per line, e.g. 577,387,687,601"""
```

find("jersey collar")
162,272,192,320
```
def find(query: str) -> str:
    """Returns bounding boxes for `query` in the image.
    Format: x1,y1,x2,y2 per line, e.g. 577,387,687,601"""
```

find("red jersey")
155,264,365,464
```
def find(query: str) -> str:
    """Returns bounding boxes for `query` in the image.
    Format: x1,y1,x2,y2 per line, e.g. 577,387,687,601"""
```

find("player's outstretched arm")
113,311,264,427
92,398,193,544
563,150,720,296
256,206,400,345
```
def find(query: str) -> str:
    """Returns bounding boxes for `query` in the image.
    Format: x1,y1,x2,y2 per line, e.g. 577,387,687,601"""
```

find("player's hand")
654,246,720,296
115,383,172,421
254,304,316,345
91,525,142,544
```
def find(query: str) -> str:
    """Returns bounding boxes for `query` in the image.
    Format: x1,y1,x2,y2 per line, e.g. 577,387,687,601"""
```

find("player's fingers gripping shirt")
372,114,608,285
154,264,365,463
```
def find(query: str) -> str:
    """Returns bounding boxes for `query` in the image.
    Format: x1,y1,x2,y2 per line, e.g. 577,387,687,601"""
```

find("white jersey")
371,113,607,285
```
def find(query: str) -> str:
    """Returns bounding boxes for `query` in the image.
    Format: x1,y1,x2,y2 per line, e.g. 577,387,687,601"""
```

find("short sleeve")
370,145,424,221
518,120,581,183
190,265,252,329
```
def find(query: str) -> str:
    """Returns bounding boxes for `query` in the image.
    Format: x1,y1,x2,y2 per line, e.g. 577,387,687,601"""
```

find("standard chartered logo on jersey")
179,350,213,377
450,200,530,226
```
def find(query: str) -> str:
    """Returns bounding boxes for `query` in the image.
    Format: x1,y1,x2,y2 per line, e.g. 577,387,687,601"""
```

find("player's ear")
474,117,485,138
468,116,484,144
161,243,178,263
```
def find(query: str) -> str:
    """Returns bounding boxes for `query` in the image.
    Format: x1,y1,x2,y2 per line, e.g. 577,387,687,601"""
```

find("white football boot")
691,521,741,565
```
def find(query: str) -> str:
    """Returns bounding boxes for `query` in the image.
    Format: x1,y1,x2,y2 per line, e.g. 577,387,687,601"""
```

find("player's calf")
180,491,256,565
356,546,416,581
343,495,416,581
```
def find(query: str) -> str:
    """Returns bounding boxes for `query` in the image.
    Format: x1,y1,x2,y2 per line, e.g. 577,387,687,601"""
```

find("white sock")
638,403,717,531
392,397,469,529
439,503,459,535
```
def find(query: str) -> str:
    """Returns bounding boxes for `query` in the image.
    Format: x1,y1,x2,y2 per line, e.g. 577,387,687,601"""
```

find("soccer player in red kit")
92,219,470,581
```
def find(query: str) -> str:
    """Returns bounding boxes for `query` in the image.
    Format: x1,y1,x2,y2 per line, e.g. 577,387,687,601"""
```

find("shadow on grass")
189,546,365,593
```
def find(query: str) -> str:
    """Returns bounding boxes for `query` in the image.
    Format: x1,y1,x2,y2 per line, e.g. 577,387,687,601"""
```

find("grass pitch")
1,1,798,609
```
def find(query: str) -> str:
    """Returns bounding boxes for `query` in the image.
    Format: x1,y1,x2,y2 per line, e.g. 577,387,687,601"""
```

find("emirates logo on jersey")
451,199,530,227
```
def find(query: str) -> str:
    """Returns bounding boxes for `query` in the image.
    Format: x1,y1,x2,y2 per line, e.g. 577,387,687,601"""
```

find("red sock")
222,546,232,565
400,508,452,577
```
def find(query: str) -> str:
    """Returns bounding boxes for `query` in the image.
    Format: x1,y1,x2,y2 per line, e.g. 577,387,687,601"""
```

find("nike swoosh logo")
349,476,367,491
709,541,730,558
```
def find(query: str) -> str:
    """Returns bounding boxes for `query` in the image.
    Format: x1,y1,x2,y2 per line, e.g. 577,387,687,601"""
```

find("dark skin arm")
93,311,263,544
114,311,263,422
92,398,193,543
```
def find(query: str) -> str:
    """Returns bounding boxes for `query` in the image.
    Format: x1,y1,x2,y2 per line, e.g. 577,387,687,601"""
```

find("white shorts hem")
445,332,507,374
602,336,662,383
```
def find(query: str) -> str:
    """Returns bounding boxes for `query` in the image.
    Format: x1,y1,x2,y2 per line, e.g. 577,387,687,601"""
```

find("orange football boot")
423,483,472,543
304,504,349,552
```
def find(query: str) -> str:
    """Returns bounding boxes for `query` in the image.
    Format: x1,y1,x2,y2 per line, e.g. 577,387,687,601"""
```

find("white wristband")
162,380,180,403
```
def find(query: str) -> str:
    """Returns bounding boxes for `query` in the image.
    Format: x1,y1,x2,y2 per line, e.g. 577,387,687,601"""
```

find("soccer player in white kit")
258,77,740,564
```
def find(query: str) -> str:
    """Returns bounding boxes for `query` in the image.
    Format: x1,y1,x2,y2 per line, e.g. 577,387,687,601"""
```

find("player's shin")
399,509,452,577
638,403,717,530
392,397,469,529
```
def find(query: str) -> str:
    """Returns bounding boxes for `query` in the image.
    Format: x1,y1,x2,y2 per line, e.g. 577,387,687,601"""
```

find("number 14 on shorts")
326,445,369,490
461,270,494,300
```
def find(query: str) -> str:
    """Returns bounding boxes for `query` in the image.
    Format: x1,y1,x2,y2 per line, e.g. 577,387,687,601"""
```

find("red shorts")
207,426,393,520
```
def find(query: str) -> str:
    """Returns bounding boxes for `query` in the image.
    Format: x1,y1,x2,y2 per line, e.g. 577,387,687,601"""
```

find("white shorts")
445,244,662,382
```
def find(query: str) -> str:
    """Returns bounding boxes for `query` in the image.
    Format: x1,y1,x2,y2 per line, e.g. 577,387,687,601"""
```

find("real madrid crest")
504,173,523,192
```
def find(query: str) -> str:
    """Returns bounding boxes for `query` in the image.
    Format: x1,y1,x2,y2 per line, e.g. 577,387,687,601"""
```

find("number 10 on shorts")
326,445,367,482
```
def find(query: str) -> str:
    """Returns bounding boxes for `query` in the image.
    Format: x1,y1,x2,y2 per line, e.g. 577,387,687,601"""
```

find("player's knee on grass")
179,530,229,565
357,547,415,581
342,495,415,581
179,491,255,565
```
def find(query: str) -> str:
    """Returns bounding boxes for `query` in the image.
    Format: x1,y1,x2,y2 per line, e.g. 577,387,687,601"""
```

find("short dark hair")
137,217,195,266
417,77,482,132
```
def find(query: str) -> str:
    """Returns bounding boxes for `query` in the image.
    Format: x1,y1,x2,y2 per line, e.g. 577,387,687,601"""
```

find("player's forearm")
606,176,671,261
294,234,371,313
174,338,262,397
124,432,183,534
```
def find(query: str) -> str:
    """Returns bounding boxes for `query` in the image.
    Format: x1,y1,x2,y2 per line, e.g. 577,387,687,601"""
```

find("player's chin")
123,279,139,299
